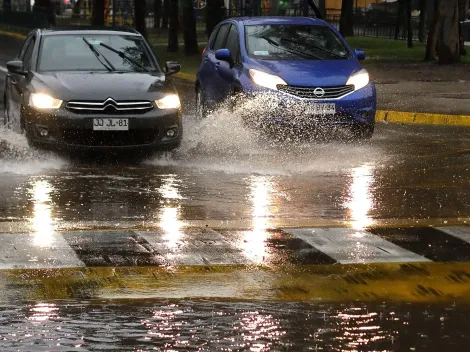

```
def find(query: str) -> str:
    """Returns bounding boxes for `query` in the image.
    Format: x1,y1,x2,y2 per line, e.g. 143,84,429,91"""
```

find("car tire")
355,124,374,140
3,93,11,129
195,86,207,120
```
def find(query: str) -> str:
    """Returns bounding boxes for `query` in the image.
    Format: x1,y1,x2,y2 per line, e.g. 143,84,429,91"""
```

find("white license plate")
93,118,129,131
308,103,336,115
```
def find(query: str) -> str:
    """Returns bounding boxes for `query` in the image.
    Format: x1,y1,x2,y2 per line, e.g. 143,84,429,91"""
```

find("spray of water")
0,127,67,175
147,97,387,175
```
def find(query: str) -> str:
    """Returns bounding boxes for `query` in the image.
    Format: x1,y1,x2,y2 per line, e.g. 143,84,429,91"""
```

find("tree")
206,0,225,37
167,0,179,52
424,0,441,61
154,0,162,29
182,0,199,55
438,0,460,64
395,0,405,40
406,0,413,48
2,0,11,11
134,0,148,38
33,0,56,26
161,0,169,29
418,0,427,42
339,0,354,37
307,0,323,19
91,0,105,26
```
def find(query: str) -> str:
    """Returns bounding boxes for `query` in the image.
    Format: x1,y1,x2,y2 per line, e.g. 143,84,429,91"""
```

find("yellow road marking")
2,262,470,302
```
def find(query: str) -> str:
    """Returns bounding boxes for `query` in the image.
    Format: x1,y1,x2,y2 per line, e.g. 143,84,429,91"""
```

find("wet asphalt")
0,34,470,351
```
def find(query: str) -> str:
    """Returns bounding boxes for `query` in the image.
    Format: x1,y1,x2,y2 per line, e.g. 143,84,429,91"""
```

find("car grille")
66,99,154,115
61,129,158,146
277,85,355,99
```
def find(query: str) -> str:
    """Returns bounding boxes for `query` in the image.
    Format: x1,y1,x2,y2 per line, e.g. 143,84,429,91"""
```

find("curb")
1,30,469,127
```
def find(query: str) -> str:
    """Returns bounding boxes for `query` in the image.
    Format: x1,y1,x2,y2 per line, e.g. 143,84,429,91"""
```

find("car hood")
30,71,171,101
248,59,362,87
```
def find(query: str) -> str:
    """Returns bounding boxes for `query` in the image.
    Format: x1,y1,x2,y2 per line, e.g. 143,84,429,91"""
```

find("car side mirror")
215,49,234,67
165,61,181,76
6,60,26,75
354,49,366,61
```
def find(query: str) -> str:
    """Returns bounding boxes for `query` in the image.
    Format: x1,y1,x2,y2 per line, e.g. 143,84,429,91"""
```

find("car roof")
38,27,141,36
228,16,327,26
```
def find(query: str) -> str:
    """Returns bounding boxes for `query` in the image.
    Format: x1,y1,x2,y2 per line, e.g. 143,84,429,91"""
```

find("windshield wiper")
82,38,116,72
261,36,323,60
99,42,149,72
279,37,349,60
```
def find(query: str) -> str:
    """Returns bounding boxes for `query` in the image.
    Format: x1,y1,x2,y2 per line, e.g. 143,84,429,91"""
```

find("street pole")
112,0,116,26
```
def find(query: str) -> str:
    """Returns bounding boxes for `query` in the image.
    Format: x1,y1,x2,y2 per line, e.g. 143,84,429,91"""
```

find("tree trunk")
33,0,56,26
406,0,413,48
206,0,224,37
167,0,179,52
91,0,105,26
418,0,427,42
154,0,162,29
424,0,441,61
134,0,148,38
458,0,468,55
182,0,199,55
161,0,169,29
395,0,405,40
339,0,354,37
72,0,82,15
438,0,460,64
2,0,11,11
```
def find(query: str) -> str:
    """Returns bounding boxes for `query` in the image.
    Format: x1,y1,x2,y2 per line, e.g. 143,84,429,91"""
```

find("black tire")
195,86,207,120
355,124,375,140
3,93,10,129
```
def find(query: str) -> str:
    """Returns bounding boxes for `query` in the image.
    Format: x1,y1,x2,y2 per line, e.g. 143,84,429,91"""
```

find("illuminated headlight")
30,93,63,110
155,94,181,109
346,69,370,91
249,69,287,90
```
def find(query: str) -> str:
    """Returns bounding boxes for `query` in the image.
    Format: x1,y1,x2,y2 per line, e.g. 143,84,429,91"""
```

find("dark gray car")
3,28,183,152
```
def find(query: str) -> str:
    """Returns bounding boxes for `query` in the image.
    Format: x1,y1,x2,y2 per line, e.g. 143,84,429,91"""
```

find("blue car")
196,16,376,138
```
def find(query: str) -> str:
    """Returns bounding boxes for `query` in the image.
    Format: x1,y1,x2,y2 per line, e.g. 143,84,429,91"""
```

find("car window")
208,26,219,50
212,24,230,51
18,35,33,60
225,24,241,63
37,34,157,72
22,37,36,70
245,24,351,61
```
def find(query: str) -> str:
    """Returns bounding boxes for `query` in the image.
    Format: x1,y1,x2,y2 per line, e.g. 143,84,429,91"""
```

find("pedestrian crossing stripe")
0,226,468,269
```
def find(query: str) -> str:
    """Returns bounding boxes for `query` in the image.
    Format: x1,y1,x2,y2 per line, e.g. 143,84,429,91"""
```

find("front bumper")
242,82,377,129
23,106,182,152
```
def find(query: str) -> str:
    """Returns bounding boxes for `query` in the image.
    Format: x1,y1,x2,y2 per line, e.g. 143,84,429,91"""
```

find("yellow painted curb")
2,262,470,302
376,110,470,126
0,30,27,40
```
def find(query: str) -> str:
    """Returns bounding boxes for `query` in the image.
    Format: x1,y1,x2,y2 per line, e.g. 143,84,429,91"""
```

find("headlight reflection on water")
29,179,56,247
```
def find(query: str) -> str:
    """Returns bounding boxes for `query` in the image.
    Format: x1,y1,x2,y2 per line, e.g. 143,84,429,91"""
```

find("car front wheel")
195,86,207,120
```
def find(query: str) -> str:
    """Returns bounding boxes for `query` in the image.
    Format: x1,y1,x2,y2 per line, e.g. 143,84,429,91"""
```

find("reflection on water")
1,301,468,351
241,176,279,264
344,164,375,230
28,179,56,247
157,175,185,249
26,303,59,323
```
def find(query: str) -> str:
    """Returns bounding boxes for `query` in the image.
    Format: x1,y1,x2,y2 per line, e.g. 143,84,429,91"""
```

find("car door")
204,23,231,106
216,24,243,101
8,34,35,128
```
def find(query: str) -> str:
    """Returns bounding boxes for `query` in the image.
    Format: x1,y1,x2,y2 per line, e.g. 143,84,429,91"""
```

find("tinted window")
225,25,240,63
22,38,35,70
38,34,157,72
212,24,230,51
245,25,351,61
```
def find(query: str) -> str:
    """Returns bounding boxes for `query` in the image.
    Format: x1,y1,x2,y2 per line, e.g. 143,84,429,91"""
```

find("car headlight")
30,93,63,110
249,69,287,90
155,94,181,109
346,69,370,91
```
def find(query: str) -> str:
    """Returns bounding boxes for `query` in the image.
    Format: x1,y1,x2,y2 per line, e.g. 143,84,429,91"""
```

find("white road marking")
0,233,86,269
287,228,431,264
135,229,255,266
0,65,7,73
438,227,470,243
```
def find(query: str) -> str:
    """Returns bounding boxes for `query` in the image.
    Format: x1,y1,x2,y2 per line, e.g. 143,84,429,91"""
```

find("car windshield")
38,34,157,72
245,24,351,60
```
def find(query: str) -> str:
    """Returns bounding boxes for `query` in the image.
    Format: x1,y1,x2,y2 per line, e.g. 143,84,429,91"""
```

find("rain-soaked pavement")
1,35,470,350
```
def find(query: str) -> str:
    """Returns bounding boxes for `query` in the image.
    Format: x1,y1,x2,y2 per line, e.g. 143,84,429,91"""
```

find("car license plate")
93,118,129,131
309,103,336,115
